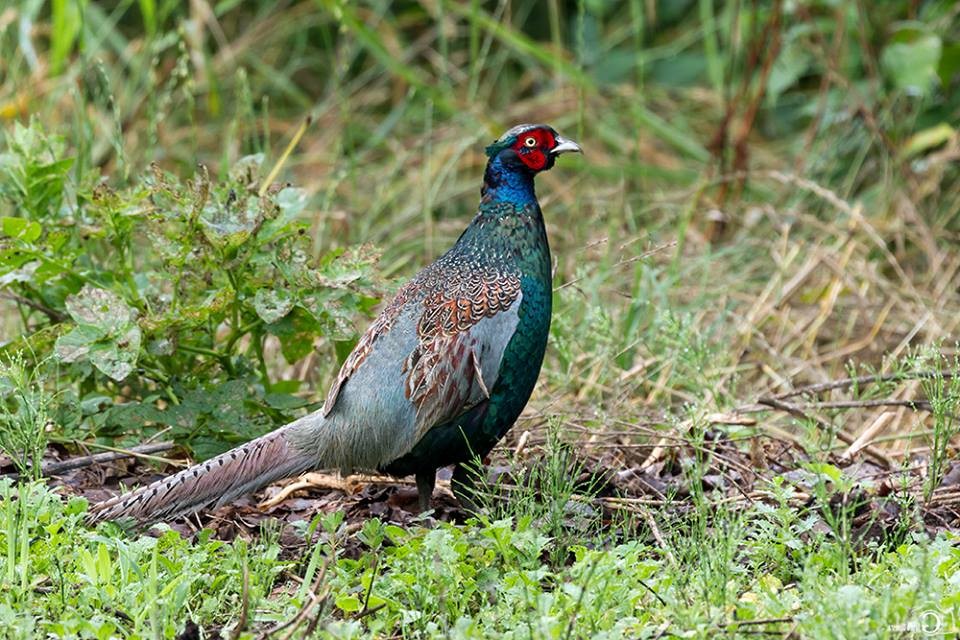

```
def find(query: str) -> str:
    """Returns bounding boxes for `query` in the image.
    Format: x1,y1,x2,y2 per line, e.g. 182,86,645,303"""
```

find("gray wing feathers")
304,303,422,468
466,294,521,396
403,294,521,440
310,294,521,467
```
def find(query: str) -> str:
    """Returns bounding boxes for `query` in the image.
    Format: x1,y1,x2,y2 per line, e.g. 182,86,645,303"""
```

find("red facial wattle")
513,128,556,171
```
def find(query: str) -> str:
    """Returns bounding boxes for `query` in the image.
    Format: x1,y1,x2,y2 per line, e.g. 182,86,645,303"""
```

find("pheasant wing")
401,311,510,438
322,262,522,440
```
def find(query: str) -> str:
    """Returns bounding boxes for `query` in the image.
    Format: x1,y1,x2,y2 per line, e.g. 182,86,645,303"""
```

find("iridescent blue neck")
481,154,536,205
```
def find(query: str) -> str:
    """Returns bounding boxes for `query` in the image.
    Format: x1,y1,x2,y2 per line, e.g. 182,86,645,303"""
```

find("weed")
0,353,55,479
916,347,960,501
465,420,605,566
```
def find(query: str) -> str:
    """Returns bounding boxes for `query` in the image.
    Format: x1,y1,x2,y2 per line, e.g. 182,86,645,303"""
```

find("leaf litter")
17,393,959,558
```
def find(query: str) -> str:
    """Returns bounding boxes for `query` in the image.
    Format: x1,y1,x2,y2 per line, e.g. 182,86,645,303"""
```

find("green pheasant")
88,123,581,523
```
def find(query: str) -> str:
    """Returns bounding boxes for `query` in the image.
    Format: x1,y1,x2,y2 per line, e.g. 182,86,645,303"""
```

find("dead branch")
1,442,177,480
772,370,956,401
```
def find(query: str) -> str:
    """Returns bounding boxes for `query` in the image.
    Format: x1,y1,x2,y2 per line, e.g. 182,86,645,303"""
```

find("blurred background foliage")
0,0,958,460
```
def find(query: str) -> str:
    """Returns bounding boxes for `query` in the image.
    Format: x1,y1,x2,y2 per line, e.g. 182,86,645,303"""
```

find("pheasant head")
482,123,581,203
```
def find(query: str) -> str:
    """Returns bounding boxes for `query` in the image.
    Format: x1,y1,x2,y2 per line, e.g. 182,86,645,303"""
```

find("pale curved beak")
551,135,582,155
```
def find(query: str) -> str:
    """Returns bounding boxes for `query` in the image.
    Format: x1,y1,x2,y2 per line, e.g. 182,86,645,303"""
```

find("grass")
1,480,958,638
0,353,54,479
1,0,960,637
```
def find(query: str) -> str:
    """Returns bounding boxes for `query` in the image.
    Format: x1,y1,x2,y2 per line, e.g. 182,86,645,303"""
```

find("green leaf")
183,379,248,416
267,307,321,363
253,289,294,324
146,337,176,356
274,187,308,222
334,594,361,613
806,462,843,485
882,32,942,96
100,380,259,454
264,392,310,410
199,196,262,250
86,326,141,381
385,524,409,544
79,393,113,415
0,261,40,287
768,38,813,104
55,324,108,363
51,0,83,75
56,286,141,381
228,154,265,186
333,338,356,366
0,217,42,242
64,285,137,333
270,379,301,394
138,0,156,35
937,43,960,86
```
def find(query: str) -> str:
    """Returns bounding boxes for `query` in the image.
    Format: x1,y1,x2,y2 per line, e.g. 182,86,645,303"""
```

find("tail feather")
86,427,317,525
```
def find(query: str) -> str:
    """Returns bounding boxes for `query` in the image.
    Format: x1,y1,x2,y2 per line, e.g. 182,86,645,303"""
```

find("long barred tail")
86,427,318,525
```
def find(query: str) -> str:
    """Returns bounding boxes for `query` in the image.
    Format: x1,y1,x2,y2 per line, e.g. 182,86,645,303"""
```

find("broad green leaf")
264,392,310,410
199,196,262,250
938,43,960,86
275,187,308,222
385,524,409,544
253,289,294,324
86,326,141,381
882,32,942,96
0,260,39,286
79,393,113,415
270,379,301,394
333,338,357,366
267,307,320,363
64,285,136,333
334,594,361,613
768,39,813,103
0,217,42,242
56,286,141,381
806,462,843,485
146,336,175,356
55,324,108,363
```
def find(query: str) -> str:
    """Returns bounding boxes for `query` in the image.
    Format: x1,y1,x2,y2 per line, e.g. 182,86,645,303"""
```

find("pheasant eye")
523,136,537,147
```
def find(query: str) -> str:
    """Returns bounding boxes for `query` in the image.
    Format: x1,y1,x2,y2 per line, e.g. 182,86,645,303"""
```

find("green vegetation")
2,479,958,638
1,0,960,637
